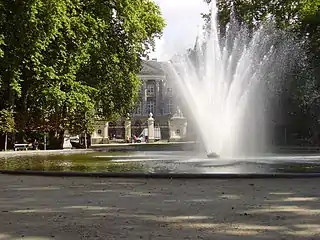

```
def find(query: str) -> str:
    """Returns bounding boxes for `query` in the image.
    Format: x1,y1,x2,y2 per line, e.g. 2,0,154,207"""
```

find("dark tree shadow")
0,175,319,239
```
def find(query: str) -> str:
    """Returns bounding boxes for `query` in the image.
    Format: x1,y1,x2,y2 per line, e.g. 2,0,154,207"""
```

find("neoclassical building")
133,60,175,117
91,59,185,144
130,60,179,138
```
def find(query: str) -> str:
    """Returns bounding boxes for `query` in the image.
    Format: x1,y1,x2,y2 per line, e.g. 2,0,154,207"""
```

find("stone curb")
1,170,320,179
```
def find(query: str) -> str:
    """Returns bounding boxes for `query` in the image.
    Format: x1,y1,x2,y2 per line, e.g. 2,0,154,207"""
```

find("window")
147,84,155,96
167,99,173,114
167,88,173,96
134,102,142,115
146,100,155,114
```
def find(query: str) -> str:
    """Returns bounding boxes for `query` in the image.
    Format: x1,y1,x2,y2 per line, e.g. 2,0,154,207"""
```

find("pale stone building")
130,59,177,138
91,59,189,144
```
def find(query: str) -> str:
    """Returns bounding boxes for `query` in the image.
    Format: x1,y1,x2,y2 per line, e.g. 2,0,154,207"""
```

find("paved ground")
0,175,319,240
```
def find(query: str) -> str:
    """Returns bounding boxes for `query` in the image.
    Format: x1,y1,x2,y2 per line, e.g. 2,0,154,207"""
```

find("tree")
0,0,165,148
203,0,319,30
0,109,15,151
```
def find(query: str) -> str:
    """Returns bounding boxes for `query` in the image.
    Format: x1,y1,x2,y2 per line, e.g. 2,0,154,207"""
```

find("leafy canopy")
0,0,165,136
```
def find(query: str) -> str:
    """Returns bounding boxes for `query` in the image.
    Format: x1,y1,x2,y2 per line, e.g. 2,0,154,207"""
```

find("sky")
150,0,209,61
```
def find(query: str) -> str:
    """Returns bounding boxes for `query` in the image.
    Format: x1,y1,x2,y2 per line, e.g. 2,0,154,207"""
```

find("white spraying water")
168,1,295,157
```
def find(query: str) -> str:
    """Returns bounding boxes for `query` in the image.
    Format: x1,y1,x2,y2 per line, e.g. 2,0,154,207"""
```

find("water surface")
1,151,320,174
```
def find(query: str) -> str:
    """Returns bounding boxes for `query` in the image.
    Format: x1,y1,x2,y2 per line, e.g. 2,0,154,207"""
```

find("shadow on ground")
0,175,319,239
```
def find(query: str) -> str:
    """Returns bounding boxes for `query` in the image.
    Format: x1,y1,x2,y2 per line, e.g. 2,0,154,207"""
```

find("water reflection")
0,151,320,174
0,152,147,173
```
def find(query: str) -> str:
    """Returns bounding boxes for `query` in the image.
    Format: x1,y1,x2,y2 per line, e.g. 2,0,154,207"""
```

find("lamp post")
44,133,47,150
84,131,87,149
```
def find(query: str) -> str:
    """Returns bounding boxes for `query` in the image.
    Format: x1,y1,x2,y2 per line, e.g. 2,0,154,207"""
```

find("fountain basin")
1,151,320,177
207,152,220,158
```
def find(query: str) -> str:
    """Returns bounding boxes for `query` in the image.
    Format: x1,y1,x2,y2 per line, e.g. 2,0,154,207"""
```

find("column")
155,80,160,116
168,114,188,142
147,113,155,143
63,130,72,149
103,122,109,144
125,119,132,143
141,81,146,115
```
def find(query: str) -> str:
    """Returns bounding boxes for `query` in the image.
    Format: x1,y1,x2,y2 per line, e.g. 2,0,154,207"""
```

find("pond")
1,151,320,174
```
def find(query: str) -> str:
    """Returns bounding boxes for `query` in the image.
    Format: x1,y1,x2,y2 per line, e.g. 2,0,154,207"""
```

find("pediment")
140,61,164,75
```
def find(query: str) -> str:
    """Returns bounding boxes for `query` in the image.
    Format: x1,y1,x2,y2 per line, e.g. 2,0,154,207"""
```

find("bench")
14,143,29,151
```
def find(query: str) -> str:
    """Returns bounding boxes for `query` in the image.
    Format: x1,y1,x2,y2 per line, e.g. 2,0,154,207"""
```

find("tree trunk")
58,130,65,149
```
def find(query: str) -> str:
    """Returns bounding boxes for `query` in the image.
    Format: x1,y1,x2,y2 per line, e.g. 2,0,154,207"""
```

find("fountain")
168,0,296,158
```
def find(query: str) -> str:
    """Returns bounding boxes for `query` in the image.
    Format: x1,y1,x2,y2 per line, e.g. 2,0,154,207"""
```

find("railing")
146,92,155,97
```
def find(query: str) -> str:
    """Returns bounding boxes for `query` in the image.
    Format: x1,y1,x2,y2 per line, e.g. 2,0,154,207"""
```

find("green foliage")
0,0,165,141
204,0,319,29
301,0,320,17
0,109,15,134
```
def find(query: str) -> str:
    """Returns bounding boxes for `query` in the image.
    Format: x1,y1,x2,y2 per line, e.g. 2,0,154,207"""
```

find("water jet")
168,0,295,158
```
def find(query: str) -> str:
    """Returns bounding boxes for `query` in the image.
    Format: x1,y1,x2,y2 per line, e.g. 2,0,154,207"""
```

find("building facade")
130,60,178,138
91,59,190,144
134,60,175,117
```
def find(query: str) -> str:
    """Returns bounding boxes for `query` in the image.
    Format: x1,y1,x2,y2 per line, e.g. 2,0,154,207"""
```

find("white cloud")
150,0,209,61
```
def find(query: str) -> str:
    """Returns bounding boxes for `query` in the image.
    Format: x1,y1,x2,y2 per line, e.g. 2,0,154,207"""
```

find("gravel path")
0,175,319,240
